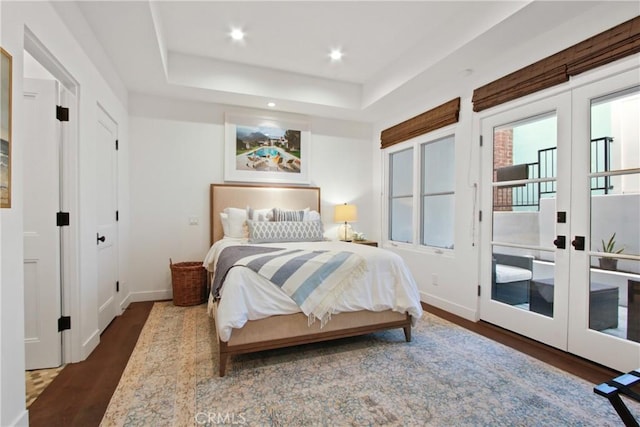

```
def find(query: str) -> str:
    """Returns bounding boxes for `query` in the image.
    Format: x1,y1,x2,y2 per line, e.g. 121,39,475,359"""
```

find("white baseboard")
119,292,131,312
10,409,29,427
129,289,172,303
421,291,478,322
81,328,100,360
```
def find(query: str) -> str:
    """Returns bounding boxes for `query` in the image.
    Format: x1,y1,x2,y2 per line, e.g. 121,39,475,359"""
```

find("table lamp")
334,203,358,241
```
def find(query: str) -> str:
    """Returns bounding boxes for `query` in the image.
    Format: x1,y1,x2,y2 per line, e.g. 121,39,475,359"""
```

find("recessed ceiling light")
329,49,343,61
230,28,245,41
267,102,276,108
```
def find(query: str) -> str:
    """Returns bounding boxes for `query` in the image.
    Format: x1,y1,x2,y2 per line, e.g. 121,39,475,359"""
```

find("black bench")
595,369,640,426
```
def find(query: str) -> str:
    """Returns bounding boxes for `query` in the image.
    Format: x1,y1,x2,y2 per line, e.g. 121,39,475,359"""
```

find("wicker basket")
170,259,207,306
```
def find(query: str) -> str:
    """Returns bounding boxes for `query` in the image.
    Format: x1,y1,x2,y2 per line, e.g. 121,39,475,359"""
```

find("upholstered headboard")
210,184,321,245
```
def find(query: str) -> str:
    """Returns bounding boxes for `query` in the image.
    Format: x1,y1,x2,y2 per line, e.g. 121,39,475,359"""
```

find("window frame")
383,124,457,255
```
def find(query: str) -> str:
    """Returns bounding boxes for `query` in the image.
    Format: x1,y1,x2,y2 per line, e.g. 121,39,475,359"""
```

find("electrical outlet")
432,274,438,286
189,216,199,225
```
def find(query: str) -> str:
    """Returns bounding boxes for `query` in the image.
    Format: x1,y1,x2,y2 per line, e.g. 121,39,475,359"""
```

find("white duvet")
203,238,423,342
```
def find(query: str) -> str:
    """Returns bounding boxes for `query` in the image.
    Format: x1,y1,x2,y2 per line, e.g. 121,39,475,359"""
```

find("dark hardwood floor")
28,301,619,426
28,301,154,427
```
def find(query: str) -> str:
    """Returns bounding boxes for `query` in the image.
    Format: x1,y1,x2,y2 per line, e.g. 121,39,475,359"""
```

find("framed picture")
1,48,12,208
224,113,310,184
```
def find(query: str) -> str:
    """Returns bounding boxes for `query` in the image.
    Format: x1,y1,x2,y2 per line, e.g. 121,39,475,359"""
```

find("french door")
480,66,640,371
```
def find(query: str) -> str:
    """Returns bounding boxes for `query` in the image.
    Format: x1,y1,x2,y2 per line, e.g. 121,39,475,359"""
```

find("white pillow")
223,207,248,238
305,210,320,221
219,212,230,237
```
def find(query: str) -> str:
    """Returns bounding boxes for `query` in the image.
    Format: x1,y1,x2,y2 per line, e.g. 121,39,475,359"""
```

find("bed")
205,183,423,376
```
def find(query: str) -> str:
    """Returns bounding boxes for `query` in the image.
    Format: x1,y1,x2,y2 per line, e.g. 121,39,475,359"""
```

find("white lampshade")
334,204,358,223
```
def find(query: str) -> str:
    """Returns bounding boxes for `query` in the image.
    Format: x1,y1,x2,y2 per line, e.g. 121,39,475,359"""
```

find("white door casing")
23,78,62,369
96,106,119,333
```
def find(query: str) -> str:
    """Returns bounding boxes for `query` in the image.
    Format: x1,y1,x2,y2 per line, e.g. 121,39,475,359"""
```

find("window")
382,98,460,248
389,148,413,243
421,135,455,249
387,133,456,249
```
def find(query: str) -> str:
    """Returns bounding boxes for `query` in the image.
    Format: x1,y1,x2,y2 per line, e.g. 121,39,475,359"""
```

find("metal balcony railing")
494,137,613,210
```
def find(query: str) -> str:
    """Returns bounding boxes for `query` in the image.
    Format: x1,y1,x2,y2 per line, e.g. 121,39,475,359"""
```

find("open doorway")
22,30,80,407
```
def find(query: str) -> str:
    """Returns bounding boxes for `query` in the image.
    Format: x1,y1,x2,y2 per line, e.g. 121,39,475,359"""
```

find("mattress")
204,238,423,342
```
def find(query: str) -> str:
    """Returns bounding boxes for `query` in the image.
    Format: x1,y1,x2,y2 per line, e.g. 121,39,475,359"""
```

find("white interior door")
480,92,572,350
96,107,119,333
567,69,640,372
23,78,62,369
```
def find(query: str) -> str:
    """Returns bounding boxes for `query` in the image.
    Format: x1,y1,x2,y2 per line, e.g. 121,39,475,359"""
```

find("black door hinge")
56,105,69,122
56,212,70,227
479,135,483,147
58,316,71,332
479,210,482,222
478,285,481,296
116,281,120,293
116,210,119,221
115,139,119,150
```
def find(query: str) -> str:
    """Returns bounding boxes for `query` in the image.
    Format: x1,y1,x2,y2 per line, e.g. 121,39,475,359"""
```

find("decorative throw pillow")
247,220,324,243
246,206,273,222
272,207,307,222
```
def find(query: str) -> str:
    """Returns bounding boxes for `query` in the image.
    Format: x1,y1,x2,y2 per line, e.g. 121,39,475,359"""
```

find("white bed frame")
210,183,412,376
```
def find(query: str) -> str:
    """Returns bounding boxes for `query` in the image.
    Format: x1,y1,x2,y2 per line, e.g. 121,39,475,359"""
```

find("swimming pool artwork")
224,114,310,184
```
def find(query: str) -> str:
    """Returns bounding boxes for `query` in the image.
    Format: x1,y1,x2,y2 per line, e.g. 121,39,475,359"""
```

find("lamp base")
338,223,354,241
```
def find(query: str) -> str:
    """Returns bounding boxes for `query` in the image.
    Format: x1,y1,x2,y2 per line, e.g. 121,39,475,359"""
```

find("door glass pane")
589,87,640,340
590,257,639,342
492,113,557,312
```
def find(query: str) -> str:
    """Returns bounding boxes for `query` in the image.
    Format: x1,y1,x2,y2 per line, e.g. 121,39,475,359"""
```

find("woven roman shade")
473,16,640,112
380,97,460,149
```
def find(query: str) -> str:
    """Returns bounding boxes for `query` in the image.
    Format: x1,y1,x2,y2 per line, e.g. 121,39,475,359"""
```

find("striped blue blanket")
214,246,366,326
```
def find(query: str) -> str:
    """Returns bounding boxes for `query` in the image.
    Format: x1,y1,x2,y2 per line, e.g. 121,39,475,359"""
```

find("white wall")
1,2,635,424
370,7,639,322
1,2,129,425
128,93,372,300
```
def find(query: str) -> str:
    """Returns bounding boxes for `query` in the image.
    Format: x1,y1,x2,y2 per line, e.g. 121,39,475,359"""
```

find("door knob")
97,233,106,244
553,235,566,249
571,236,585,251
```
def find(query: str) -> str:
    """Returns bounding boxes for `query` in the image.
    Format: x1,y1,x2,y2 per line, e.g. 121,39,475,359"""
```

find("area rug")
101,302,638,426
25,365,65,408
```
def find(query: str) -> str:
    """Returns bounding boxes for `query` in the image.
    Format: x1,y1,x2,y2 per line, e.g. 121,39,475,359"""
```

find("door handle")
571,236,585,251
97,233,106,244
553,235,566,249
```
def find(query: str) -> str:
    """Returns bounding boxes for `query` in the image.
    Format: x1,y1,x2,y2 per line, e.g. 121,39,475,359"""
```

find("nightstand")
350,240,378,247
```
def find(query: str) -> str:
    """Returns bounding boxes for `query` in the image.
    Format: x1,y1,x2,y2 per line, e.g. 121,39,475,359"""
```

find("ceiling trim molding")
148,1,169,80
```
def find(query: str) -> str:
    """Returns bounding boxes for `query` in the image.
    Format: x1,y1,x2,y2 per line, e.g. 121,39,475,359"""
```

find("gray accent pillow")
272,207,306,222
247,220,324,243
